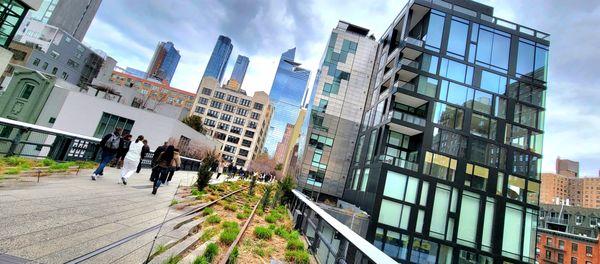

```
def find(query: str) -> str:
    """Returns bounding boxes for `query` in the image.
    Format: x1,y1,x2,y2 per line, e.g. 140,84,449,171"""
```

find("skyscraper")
147,41,181,84
227,55,249,90
203,35,233,83
264,48,310,155
46,0,102,41
297,21,378,201
340,0,549,263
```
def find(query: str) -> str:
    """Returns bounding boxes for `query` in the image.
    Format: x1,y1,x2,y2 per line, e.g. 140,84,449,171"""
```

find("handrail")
0,117,101,142
291,189,398,264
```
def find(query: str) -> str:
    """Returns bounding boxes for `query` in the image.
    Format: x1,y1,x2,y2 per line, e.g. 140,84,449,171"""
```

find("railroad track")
63,187,248,264
218,196,261,264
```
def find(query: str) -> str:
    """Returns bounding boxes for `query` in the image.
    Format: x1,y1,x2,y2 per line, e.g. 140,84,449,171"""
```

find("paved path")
0,167,199,264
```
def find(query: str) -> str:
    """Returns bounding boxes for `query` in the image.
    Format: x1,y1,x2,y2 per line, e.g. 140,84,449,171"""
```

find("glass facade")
203,35,233,83
0,0,28,48
264,48,310,155
147,41,180,83
342,1,548,263
229,55,249,87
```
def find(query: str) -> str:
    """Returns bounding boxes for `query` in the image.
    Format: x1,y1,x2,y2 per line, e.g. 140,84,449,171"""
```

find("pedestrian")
152,145,175,195
136,139,150,173
150,141,168,182
166,148,181,185
115,134,132,169
216,162,224,179
92,128,122,180
120,135,144,185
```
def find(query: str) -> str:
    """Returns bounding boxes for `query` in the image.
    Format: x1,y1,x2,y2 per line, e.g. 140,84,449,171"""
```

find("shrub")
253,247,266,257
192,256,208,264
153,244,167,255
224,203,237,212
164,255,181,264
219,229,239,245
286,239,304,250
287,230,300,240
221,221,239,230
285,250,310,264
203,242,219,262
253,226,273,240
268,224,276,230
206,215,221,224
236,213,248,219
191,189,204,197
5,168,21,175
41,158,56,167
170,199,179,206
202,207,214,216
227,246,239,264
199,227,218,242
274,227,289,238
264,214,277,223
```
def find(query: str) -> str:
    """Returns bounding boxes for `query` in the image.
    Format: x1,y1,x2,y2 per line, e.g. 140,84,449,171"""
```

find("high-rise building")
203,35,233,83
556,157,579,177
190,76,272,169
541,158,600,208
0,0,40,48
147,41,180,84
339,0,549,263
38,0,102,41
226,55,249,90
296,21,378,201
264,48,310,155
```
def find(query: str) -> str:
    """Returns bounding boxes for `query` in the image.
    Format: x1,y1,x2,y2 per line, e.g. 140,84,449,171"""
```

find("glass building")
0,0,37,48
203,35,233,83
296,21,378,201
227,55,249,89
341,0,549,263
147,41,181,84
264,48,310,155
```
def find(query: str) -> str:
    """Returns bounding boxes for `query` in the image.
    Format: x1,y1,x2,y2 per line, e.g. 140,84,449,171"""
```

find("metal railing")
290,189,398,264
386,110,427,127
397,58,420,69
0,117,202,171
394,81,415,92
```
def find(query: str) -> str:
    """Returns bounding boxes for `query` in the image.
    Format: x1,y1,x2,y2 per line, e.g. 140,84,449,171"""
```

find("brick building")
541,158,600,208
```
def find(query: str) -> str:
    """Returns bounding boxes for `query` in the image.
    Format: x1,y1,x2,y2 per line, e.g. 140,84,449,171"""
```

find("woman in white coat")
120,135,144,185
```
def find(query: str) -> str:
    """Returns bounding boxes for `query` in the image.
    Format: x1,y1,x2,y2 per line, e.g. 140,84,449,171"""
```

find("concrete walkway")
0,167,199,264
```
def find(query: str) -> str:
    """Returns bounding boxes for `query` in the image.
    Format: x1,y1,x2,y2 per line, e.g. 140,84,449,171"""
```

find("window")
93,112,135,138
201,88,212,95
226,135,240,144
67,59,79,69
210,101,222,109
309,133,334,149
470,113,497,139
410,238,439,264
423,151,457,181
457,191,480,247
61,72,69,80
236,108,248,116
247,121,257,129
223,104,235,112
241,139,252,147
366,129,378,161
571,257,577,264
32,58,40,66
203,118,216,127
572,243,578,252
253,103,264,110
42,62,48,70
465,163,488,191
433,102,463,130
420,54,439,74
239,98,251,107
214,91,225,99
474,25,511,71
223,145,236,154
307,170,324,187
480,70,507,95
19,84,35,99
417,76,438,98
439,58,473,85
50,51,60,59
226,95,238,103
546,251,552,260
517,38,548,82
586,245,593,256
447,17,469,58
424,10,445,51
51,67,58,74
233,117,245,126
502,203,523,259
220,113,232,122
250,112,260,120
238,149,249,157
244,130,254,138
469,139,506,169
432,127,466,157
378,199,411,230
230,126,242,135
559,240,565,250
213,132,226,140
207,109,219,118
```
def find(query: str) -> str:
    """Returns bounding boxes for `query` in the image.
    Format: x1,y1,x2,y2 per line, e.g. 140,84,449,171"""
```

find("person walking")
152,145,175,195
120,135,144,185
92,128,122,180
165,148,181,185
136,139,150,173
114,134,132,169
150,142,168,182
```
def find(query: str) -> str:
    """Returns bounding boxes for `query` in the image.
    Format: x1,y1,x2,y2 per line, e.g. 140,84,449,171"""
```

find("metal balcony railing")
394,81,415,92
397,58,420,69
290,189,397,264
387,110,427,127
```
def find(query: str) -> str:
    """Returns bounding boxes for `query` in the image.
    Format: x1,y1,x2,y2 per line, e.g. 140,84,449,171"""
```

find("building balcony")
396,57,419,82
387,109,426,127
543,244,565,252
399,36,424,61
545,217,569,225
378,154,419,172
394,81,416,93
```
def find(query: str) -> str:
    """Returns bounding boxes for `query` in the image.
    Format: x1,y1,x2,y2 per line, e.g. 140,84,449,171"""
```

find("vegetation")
181,115,205,134
207,215,222,224
199,227,219,243
260,185,272,211
224,203,237,212
277,175,295,206
226,246,239,264
219,221,240,245
153,244,167,255
0,157,97,175
192,256,208,264
197,150,219,191
253,226,273,240
236,212,248,219
284,250,310,264
286,239,304,251
170,199,179,206
163,255,182,264
202,207,214,216
203,242,219,263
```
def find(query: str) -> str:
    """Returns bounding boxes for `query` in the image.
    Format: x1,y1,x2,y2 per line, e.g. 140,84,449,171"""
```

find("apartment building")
541,158,600,208
190,76,272,169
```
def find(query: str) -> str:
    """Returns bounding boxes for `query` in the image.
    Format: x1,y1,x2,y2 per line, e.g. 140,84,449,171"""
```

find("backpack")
105,133,120,150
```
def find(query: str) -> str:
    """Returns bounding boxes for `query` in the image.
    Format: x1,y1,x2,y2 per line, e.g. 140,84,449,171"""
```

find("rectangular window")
420,54,439,74
236,108,248,116
417,76,438,98
470,113,497,139
223,104,235,112
469,139,506,169
432,127,466,157
210,101,222,109
220,113,231,122
517,38,548,82
480,70,507,94
502,203,523,259
226,95,238,103
250,112,260,120
207,109,219,118
439,58,473,85
19,84,35,99
307,170,324,187
366,129,378,161
253,103,264,110
214,91,225,99
424,10,445,51
465,163,489,191
475,26,511,71
447,17,469,58
423,151,457,181
201,88,212,95
360,168,370,192
457,191,480,247
93,112,135,138
239,98,251,107
198,97,209,105
432,102,463,130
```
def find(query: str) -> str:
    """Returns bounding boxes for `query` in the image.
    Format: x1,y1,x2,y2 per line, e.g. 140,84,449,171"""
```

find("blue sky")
83,0,600,176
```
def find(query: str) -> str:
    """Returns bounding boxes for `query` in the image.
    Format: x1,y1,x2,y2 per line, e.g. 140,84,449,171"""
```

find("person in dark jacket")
136,139,150,173
114,134,132,169
92,128,122,180
152,145,175,195
150,141,168,182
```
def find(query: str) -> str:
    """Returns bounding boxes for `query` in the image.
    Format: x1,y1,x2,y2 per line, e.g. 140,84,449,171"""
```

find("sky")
84,0,600,176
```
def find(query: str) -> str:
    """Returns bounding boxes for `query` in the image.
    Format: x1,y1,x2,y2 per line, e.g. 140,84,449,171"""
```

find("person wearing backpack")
92,128,122,180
